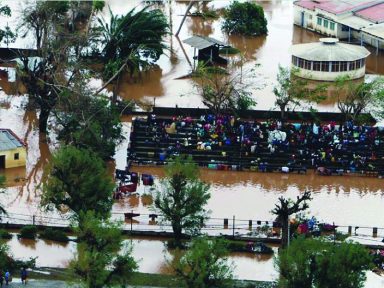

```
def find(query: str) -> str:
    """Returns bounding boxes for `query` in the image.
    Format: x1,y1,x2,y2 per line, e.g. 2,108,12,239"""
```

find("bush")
0,229,12,240
18,225,37,240
39,228,69,243
222,1,268,36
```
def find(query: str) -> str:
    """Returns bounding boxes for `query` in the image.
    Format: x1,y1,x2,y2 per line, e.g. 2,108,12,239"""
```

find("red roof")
355,3,384,23
295,0,378,15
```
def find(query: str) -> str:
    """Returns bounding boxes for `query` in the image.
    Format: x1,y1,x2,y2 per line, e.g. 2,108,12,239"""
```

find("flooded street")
0,0,384,283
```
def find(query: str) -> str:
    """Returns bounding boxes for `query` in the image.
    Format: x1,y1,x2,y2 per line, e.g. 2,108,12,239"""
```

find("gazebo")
183,35,229,68
290,38,371,81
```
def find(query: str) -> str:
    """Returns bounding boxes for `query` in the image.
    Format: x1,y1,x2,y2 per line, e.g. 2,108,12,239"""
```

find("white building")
294,0,384,51
291,38,370,81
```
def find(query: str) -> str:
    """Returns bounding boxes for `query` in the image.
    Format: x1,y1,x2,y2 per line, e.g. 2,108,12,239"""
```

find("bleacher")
127,116,384,177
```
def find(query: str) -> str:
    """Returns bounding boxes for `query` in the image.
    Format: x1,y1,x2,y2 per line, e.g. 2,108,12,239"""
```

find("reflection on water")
6,233,278,281
123,166,384,227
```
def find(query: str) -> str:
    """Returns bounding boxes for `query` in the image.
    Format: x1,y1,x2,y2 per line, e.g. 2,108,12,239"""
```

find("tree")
222,1,268,36
335,76,384,122
19,1,69,51
273,65,326,121
277,237,371,288
56,89,123,160
271,191,312,249
194,64,256,115
42,146,114,220
96,5,169,101
153,156,210,247
174,237,234,288
0,2,15,46
71,211,138,288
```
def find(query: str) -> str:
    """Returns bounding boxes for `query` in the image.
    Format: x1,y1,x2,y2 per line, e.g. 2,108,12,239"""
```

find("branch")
95,61,127,95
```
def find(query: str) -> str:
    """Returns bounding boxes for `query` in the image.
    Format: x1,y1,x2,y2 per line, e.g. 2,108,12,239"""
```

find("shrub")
18,225,37,240
39,228,69,243
222,1,268,36
0,229,12,240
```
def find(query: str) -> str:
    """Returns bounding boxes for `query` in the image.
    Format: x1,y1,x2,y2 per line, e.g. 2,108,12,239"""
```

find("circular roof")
291,38,370,61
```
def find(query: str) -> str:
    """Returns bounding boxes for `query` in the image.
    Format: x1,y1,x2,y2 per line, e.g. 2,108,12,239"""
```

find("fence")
1,212,384,241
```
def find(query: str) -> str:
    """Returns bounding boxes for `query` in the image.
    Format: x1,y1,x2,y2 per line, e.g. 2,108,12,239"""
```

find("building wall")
293,4,384,49
292,65,366,81
0,147,27,169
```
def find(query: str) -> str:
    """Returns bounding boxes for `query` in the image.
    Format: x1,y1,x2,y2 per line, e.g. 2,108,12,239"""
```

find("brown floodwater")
104,0,384,111
1,0,384,282
5,233,278,281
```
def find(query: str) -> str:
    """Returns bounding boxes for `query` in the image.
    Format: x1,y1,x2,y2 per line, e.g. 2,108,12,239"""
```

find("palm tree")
96,5,169,100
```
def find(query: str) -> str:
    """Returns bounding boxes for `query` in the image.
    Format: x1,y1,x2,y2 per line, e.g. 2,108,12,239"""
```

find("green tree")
194,64,256,115
277,237,371,288
71,211,138,288
274,65,326,121
96,6,168,101
0,2,15,45
222,1,268,36
271,191,312,249
56,90,123,160
153,156,210,247
335,76,384,121
174,237,234,288
42,146,114,220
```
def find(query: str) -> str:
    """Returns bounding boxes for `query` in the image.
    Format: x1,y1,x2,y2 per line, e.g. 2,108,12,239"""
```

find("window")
331,61,340,72
304,60,312,70
313,61,321,71
355,59,362,69
292,56,297,65
298,58,304,68
349,61,355,70
14,153,19,160
339,62,348,72
321,61,329,72
324,19,329,28
330,22,335,30
342,25,349,32
317,17,322,26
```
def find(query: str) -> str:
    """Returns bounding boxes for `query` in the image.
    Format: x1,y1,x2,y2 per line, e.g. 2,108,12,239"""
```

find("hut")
183,35,229,67
290,38,370,81
0,129,26,169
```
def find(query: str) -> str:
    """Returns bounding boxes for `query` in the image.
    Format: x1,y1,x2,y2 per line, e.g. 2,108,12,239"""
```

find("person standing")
21,267,27,285
0,272,3,287
4,271,10,286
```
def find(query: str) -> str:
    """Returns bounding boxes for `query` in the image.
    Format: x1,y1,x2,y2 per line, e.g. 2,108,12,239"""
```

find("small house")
0,129,26,169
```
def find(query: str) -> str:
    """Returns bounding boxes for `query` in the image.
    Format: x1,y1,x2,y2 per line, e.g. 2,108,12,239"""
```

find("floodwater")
5,233,278,281
0,0,384,283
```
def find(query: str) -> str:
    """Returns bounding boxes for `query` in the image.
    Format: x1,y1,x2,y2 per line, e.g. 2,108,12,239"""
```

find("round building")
290,38,370,81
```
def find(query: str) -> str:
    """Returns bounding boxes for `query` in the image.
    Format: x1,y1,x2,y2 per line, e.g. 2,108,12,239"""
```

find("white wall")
292,65,366,81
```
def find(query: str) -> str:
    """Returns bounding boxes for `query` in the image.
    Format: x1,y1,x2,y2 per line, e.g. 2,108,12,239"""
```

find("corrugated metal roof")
291,38,371,61
0,129,23,151
355,3,384,23
183,36,226,50
295,0,379,15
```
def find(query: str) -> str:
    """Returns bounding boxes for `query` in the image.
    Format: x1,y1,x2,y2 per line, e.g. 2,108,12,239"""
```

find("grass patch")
39,228,69,243
219,47,241,55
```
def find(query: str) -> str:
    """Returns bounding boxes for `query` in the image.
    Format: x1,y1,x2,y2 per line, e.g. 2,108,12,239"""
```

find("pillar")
373,227,378,237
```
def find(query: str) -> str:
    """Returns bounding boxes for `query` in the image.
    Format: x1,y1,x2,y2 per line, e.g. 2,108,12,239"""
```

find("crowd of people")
130,114,384,176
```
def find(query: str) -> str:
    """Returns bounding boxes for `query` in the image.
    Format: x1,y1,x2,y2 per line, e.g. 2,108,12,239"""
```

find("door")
0,155,5,169
301,11,305,27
